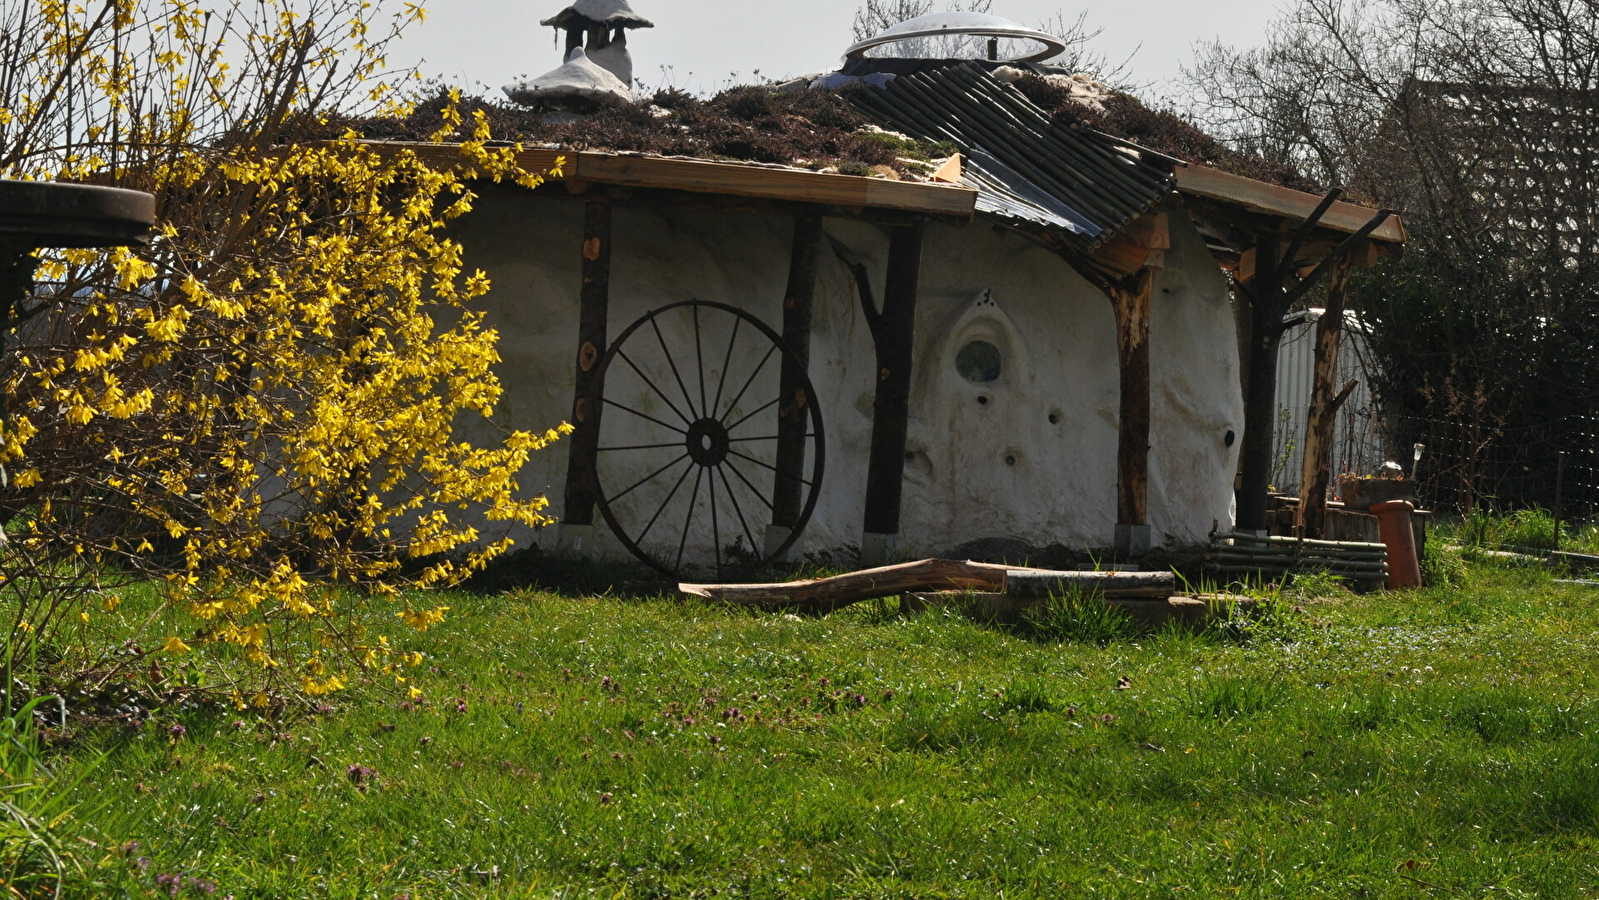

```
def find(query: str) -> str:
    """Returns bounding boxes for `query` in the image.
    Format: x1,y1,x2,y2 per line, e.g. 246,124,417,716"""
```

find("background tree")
1188,0,1599,516
0,0,564,699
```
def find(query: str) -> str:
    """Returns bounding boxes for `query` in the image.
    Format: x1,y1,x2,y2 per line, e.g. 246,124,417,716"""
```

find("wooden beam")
861,221,926,564
1237,235,1287,532
1111,267,1156,531
1175,165,1406,244
560,201,612,529
771,214,822,536
1282,209,1394,307
1276,188,1343,279
1295,256,1358,539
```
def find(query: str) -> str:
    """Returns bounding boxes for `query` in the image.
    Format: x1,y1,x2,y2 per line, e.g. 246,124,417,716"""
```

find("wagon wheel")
587,300,825,579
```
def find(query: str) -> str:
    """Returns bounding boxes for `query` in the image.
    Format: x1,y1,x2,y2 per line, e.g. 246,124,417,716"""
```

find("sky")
397,0,1289,103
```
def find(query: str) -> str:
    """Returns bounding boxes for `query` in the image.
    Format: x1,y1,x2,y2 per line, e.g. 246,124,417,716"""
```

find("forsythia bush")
0,0,568,696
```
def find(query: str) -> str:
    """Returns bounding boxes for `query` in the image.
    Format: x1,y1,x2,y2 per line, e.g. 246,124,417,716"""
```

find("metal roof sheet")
846,63,1177,252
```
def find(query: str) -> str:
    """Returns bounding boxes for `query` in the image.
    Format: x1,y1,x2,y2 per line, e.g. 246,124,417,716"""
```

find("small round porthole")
956,340,1002,384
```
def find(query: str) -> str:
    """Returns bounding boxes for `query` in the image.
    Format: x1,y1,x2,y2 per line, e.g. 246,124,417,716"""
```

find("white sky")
399,0,1288,102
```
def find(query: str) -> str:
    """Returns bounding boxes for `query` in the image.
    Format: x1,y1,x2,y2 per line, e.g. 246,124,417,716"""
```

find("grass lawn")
51,557,1599,898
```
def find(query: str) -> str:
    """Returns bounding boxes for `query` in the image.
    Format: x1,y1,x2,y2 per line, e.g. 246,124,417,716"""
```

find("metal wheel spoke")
708,467,722,575
590,300,825,578
725,397,781,434
724,456,776,512
598,441,685,452
618,349,694,426
637,460,696,545
711,316,742,417
719,344,778,424
728,433,815,444
610,453,691,504
728,448,812,487
693,304,709,422
676,467,704,574
603,398,688,435
651,315,701,421
717,465,759,557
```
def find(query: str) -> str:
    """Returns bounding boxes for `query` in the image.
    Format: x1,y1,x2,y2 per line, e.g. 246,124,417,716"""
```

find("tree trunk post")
768,213,822,560
1112,266,1157,554
860,221,925,567
1237,235,1286,533
1295,255,1356,539
558,201,612,551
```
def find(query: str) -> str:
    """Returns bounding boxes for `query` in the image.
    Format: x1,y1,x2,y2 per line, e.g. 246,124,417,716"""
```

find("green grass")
46,559,1599,898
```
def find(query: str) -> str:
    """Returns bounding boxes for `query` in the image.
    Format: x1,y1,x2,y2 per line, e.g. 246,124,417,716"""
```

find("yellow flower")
162,635,191,655
397,606,449,631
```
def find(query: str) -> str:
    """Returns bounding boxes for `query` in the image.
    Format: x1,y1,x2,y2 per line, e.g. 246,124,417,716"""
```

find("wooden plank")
931,153,963,184
560,201,612,528
679,558,1019,612
1005,570,1176,599
1175,165,1406,244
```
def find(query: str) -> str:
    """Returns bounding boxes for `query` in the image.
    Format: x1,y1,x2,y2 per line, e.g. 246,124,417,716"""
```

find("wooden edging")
362,141,979,219
1175,165,1407,244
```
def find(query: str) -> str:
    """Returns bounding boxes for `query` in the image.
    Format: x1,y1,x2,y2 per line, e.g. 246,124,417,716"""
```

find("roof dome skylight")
844,12,1067,63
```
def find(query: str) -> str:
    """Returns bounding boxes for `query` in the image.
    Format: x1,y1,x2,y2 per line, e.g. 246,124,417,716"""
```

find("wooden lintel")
365,142,979,219
520,181,967,227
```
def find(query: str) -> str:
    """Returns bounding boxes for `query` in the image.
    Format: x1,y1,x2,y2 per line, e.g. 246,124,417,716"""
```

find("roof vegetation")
1007,75,1320,193
356,76,1315,191
357,85,953,179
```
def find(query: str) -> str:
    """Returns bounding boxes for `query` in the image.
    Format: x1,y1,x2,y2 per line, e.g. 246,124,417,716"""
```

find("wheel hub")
685,417,731,467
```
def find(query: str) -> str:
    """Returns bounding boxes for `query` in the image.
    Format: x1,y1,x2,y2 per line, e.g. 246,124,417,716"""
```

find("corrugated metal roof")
846,63,1177,252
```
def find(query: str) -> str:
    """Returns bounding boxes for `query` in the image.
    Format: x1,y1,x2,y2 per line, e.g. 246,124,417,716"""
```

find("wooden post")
768,213,822,558
1295,255,1356,539
1555,450,1567,552
559,201,612,548
1237,235,1285,533
860,221,925,566
1111,267,1156,553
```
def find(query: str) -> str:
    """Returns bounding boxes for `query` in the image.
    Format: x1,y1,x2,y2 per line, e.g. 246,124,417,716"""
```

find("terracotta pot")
1338,476,1415,510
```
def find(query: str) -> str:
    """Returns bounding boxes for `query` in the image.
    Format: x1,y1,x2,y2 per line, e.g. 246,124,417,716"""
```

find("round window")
956,340,1002,384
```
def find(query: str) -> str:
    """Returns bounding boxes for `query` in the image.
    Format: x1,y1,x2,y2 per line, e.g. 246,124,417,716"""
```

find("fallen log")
678,558,1016,613
1004,569,1177,600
